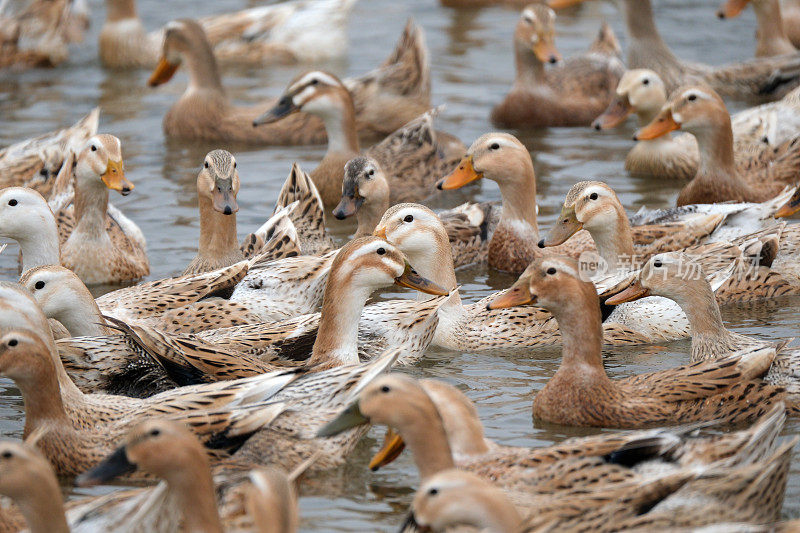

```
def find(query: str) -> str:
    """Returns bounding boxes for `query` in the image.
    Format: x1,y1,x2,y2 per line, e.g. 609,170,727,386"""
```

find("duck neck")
585,206,634,271
669,279,731,343
17,361,69,438
17,215,60,272
355,195,388,239
73,178,109,240
404,237,461,310
692,120,741,184
319,96,360,156
182,40,225,95
494,164,539,240
197,195,240,263
753,0,796,56
401,394,456,480
49,289,108,338
16,480,69,533
513,39,545,87
550,286,608,379
105,0,137,22
169,453,224,533
621,0,682,68
309,276,372,367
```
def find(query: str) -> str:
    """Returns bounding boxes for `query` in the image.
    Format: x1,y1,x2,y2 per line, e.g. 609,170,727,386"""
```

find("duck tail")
589,21,621,58
378,19,430,101
243,201,301,262
271,163,332,255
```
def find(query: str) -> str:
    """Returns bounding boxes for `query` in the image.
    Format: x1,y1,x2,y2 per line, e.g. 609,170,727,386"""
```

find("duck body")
492,6,623,128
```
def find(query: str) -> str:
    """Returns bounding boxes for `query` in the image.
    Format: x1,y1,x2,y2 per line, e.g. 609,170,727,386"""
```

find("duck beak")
211,188,239,215
605,279,650,305
373,225,387,239
436,155,483,190
540,205,581,248
634,108,680,141
332,194,362,220
75,446,136,487
148,57,179,87
533,37,562,65
399,512,428,533
395,262,450,296
317,401,369,437
548,0,585,8
592,95,633,130
717,0,749,18
369,428,406,471
253,96,299,127
487,277,535,310
775,190,800,218
101,160,134,196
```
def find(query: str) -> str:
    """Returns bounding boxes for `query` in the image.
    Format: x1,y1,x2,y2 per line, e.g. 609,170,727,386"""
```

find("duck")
593,70,800,180
253,73,462,207
149,18,431,144
490,4,624,128
550,0,800,99
334,157,498,267
55,237,448,393
99,0,357,69
635,85,800,206
487,256,784,428
434,132,718,274
0,108,98,195
48,135,149,285
606,253,800,411
77,419,301,533
717,0,798,57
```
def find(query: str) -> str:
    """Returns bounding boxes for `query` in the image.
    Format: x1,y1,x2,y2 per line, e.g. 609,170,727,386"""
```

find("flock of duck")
4,0,800,531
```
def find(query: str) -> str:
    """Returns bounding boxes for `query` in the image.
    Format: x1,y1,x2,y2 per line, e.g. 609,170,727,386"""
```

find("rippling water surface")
1,0,799,530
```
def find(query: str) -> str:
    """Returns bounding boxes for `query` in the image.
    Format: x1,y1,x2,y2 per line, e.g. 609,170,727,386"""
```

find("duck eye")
404,215,414,223
653,260,663,268
8,199,17,207
376,247,386,255
90,145,97,152
687,94,697,101
428,488,439,496
150,429,161,437
490,143,500,150
310,78,318,85
381,385,390,393
642,79,649,85
1,451,11,459
233,162,237,169
368,169,374,177
34,281,45,290
546,267,557,275
589,193,598,200
7,339,17,347
204,161,209,169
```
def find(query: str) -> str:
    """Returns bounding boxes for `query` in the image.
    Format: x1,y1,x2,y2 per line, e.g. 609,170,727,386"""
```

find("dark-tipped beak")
395,261,450,296
75,446,136,487
332,195,363,220
317,402,369,437
253,96,299,127
212,189,239,215
398,512,428,533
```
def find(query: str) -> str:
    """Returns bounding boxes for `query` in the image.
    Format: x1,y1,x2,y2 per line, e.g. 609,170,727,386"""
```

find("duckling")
53,134,149,285
607,253,800,411
99,0,357,69
635,86,800,206
551,0,800,99
149,19,431,144
254,73,461,206
0,108,98,195
487,256,784,428
717,0,797,57
491,4,624,128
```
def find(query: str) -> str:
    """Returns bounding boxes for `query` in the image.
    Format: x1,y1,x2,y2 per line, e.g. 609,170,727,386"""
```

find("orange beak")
634,108,680,141
717,0,749,19
487,277,534,310
368,428,406,471
533,38,562,64
592,95,633,130
775,189,800,218
101,160,134,196
148,57,179,87
435,155,483,190
604,279,650,305
373,225,387,239
548,0,586,8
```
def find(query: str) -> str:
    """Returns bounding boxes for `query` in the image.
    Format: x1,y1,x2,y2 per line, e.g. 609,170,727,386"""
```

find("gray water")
0,0,799,530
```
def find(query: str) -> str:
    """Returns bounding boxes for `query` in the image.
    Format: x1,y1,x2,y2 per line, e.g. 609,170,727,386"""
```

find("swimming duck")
48,134,149,285
717,0,798,57
254,73,461,206
607,253,800,411
99,0,357,69
0,108,98,196
487,256,784,427
635,86,800,205
491,4,624,127
149,19,431,144
550,0,800,99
